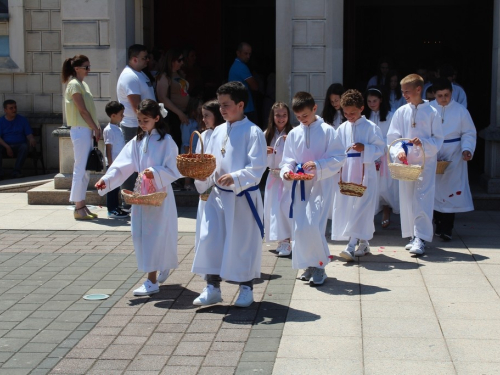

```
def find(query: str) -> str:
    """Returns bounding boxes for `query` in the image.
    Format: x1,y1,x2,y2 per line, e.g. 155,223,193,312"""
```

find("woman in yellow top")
62,55,101,220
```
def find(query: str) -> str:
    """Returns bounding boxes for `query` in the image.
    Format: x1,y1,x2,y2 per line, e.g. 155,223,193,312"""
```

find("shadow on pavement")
306,278,391,296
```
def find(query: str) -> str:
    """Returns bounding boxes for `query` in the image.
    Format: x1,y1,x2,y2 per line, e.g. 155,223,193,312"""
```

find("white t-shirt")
103,123,126,164
116,65,156,127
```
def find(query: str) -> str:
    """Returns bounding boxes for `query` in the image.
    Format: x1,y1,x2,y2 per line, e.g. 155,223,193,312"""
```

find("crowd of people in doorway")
61,42,476,307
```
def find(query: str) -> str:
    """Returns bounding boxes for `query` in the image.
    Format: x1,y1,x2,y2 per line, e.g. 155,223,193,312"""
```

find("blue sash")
401,141,413,156
289,163,306,219
215,184,264,238
347,153,361,157
444,137,461,143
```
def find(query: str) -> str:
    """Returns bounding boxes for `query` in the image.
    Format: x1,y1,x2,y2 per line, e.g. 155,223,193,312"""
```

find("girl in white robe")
280,108,345,285
96,100,181,296
321,84,346,222
430,80,476,240
333,90,385,261
387,76,444,255
364,88,399,228
264,102,293,256
194,100,225,251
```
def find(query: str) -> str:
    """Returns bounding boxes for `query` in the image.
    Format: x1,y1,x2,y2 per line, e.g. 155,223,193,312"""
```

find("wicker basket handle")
340,147,365,183
133,172,144,195
387,137,426,170
189,130,204,156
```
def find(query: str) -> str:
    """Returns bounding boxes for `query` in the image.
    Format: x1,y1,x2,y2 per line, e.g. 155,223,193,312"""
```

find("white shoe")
234,285,254,307
193,285,222,306
157,269,170,284
354,242,370,257
405,237,415,250
409,237,425,255
309,268,327,285
277,242,291,257
340,244,356,262
133,280,159,296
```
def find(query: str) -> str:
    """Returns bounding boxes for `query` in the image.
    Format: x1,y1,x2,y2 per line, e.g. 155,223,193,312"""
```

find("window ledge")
0,56,19,72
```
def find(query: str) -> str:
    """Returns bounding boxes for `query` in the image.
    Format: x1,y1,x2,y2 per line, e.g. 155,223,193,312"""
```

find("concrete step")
0,173,57,193
27,181,106,205
54,173,103,189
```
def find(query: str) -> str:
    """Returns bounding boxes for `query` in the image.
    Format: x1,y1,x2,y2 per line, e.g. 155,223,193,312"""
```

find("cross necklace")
221,124,233,155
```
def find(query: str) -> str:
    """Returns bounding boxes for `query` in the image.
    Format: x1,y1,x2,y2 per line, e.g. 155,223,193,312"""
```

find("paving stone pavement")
1,193,500,374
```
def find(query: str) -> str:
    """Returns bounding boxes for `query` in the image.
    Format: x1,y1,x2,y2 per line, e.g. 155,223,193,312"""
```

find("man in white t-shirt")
116,44,156,209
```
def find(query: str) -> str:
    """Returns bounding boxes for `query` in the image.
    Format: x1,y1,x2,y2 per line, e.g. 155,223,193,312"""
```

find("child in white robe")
364,88,399,228
430,78,476,241
388,71,406,112
333,90,385,261
321,83,346,130
264,102,293,256
194,100,225,250
387,74,444,255
192,81,267,308
281,91,345,285
96,99,181,296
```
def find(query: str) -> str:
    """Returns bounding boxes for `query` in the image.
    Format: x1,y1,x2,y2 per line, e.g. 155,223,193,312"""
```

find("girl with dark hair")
264,102,294,256
194,99,225,250
364,87,399,228
387,71,406,111
321,83,346,129
367,57,392,88
95,99,182,297
62,54,101,220
156,49,191,152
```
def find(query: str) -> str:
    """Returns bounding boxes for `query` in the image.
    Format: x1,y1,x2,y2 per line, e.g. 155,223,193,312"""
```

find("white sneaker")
277,242,291,257
405,237,415,250
309,268,327,285
340,244,356,262
193,285,222,306
354,242,370,257
157,269,170,284
299,267,314,281
234,285,254,307
409,237,425,255
133,280,159,296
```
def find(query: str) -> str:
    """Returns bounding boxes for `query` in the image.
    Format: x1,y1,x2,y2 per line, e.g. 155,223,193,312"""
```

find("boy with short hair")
387,74,444,254
280,91,345,285
103,101,128,219
430,78,476,241
333,90,385,261
192,81,267,307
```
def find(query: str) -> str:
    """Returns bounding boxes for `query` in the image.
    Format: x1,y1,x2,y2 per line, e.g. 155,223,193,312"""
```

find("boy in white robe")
280,91,345,285
430,78,476,241
192,81,267,308
387,74,444,255
334,90,385,261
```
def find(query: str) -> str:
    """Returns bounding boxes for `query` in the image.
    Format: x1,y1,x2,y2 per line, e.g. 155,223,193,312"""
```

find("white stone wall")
0,0,62,114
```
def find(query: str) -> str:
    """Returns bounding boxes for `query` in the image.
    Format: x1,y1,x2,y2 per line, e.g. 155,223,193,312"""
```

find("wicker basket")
338,148,367,197
436,160,451,174
121,172,167,206
387,138,425,181
288,171,314,180
177,130,216,179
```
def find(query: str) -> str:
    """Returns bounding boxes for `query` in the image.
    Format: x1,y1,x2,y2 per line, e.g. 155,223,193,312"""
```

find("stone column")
275,0,343,113
480,0,500,193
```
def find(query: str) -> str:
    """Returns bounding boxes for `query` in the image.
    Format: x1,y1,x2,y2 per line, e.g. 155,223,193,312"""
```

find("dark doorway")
153,0,276,125
344,0,494,180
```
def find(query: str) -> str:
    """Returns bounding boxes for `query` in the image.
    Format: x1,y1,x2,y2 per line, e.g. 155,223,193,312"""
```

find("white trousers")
69,126,92,202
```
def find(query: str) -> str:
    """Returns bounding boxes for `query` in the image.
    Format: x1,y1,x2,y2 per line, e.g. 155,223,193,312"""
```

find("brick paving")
0,230,295,375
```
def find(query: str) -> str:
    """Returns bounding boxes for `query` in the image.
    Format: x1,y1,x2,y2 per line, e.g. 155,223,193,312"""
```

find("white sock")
348,237,357,246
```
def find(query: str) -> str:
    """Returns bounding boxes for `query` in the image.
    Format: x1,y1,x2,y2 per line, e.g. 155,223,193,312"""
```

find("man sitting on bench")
0,100,36,179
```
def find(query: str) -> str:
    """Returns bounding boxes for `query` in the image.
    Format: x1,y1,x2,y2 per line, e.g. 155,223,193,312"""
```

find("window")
0,0,24,72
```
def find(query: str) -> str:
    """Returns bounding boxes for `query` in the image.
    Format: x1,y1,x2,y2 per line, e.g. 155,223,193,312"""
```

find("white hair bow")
159,103,168,118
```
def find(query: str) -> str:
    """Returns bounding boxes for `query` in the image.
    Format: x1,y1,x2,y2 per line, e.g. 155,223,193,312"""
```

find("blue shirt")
228,58,255,113
0,114,32,144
